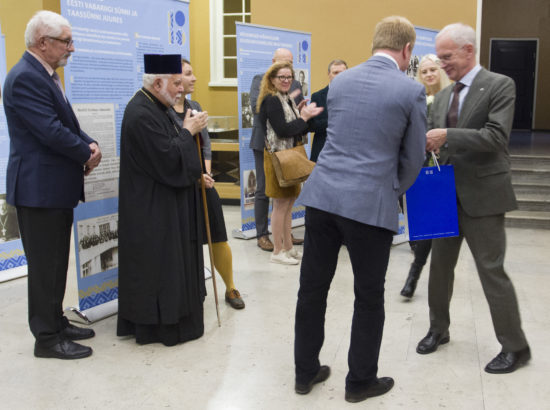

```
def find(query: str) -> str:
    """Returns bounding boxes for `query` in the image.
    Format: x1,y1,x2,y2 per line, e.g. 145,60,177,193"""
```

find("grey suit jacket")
430,68,517,217
299,55,426,233
249,73,303,151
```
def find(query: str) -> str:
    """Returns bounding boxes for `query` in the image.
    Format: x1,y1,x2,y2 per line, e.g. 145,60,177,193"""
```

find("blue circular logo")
175,11,186,27
301,40,309,51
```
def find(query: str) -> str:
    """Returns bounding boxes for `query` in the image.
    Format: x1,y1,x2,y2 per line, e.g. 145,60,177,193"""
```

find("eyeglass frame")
274,75,293,82
45,36,74,48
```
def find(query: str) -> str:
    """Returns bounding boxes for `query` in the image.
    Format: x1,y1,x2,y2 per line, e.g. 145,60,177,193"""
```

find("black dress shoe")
225,289,245,310
34,339,93,360
485,346,531,374
345,377,394,403
63,323,95,341
416,331,450,354
295,365,331,394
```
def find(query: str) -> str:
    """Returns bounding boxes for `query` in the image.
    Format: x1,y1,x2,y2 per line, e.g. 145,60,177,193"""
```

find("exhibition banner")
0,22,27,283
61,0,190,321
234,22,311,238
393,26,438,244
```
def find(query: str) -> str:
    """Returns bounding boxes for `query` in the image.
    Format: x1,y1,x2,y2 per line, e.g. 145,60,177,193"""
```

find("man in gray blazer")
417,23,530,374
249,48,303,251
294,16,426,403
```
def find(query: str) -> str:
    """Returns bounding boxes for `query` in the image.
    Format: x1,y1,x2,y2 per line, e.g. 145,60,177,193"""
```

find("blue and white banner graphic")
0,22,27,283
61,0,190,320
234,22,311,239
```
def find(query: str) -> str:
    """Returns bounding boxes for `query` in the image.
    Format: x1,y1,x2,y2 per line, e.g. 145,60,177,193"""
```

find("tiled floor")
0,204,548,409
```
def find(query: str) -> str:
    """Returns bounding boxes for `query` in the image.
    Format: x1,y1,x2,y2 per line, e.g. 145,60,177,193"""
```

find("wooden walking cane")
195,133,221,327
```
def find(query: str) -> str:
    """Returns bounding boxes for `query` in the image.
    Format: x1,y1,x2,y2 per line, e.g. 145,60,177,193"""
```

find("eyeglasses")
275,75,293,82
46,36,74,48
438,46,464,63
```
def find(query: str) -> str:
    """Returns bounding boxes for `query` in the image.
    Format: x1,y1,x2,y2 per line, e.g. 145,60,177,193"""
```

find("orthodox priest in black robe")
117,54,210,346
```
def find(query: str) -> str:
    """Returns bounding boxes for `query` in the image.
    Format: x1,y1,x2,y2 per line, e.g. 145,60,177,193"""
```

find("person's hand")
289,88,302,100
296,99,309,112
202,173,215,188
426,128,447,152
183,109,208,136
300,102,323,122
84,143,102,176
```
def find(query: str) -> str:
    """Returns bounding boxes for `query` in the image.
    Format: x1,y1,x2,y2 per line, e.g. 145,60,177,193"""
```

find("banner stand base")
64,299,118,324
65,306,92,325
231,228,258,240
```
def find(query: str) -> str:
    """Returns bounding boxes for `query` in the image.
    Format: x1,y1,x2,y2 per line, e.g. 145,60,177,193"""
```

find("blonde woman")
256,61,322,265
415,54,451,115
401,54,451,298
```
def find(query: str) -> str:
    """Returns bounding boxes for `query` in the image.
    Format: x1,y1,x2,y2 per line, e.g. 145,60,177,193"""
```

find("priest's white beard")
159,81,181,107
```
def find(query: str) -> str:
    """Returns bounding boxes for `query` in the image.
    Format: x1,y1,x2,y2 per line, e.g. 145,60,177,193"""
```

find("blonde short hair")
372,16,416,53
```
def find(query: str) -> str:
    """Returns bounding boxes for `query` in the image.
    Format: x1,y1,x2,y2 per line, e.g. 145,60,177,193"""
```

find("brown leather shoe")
257,236,274,252
291,234,304,245
225,289,245,310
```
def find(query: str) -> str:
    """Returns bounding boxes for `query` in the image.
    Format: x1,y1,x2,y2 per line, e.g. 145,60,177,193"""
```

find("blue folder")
404,165,459,241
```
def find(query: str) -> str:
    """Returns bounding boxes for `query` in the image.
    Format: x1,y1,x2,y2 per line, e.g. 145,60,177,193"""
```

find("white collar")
373,52,400,70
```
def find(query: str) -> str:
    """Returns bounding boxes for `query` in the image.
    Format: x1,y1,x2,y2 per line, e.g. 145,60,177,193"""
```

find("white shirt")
450,64,482,116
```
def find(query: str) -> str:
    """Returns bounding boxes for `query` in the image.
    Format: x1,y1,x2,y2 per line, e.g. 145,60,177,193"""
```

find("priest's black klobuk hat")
143,54,182,74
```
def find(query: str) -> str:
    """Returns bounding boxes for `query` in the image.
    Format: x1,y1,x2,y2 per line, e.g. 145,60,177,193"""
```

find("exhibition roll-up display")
61,0,190,322
0,22,27,283
234,22,312,239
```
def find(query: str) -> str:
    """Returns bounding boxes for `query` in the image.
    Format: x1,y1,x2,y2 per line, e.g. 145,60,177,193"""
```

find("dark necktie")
446,82,465,128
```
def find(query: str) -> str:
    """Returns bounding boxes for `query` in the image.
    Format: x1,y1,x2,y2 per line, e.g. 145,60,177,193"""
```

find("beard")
159,82,181,106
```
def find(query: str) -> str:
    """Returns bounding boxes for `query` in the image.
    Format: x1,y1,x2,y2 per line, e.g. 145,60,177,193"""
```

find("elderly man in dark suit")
294,16,426,403
249,48,304,251
308,59,347,162
3,10,101,359
417,23,530,374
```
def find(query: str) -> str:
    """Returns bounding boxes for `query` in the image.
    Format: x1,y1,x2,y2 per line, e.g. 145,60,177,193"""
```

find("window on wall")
210,0,251,86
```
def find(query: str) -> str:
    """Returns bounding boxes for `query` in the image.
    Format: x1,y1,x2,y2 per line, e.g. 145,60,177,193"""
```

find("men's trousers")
295,207,393,392
17,206,73,347
253,148,269,238
428,203,528,352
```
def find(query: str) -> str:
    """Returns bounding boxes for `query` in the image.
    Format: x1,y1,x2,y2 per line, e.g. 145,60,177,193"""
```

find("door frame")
489,38,539,129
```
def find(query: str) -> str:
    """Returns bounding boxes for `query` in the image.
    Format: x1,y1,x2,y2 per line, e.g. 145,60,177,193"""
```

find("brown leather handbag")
269,144,315,187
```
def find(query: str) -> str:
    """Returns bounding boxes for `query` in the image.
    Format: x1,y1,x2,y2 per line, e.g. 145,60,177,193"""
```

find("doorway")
490,39,538,130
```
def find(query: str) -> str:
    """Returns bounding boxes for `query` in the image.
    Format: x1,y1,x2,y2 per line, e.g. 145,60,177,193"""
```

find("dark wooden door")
490,39,537,130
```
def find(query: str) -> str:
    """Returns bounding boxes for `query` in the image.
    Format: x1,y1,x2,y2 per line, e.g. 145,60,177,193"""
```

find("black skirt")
201,187,228,244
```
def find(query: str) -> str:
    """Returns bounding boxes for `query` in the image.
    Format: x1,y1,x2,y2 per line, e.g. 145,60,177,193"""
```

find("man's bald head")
272,48,293,64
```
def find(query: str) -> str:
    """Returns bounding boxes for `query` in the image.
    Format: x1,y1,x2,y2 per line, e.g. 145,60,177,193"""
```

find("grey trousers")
253,148,269,238
428,204,528,352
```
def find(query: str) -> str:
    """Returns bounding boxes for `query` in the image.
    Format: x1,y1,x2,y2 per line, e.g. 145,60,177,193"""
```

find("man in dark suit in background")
308,59,347,162
249,48,304,251
417,22,530,374
294,16,426,403
3,10,101,359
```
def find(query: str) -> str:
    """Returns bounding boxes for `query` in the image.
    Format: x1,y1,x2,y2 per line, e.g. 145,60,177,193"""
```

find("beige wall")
0,0,61,77
252,0,477,96
480,0,550,130
189,0,238,117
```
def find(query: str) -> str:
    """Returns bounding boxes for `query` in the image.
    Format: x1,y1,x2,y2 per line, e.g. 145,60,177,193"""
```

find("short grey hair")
436,23,477,51
25,10,71,48
142,73,171,88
